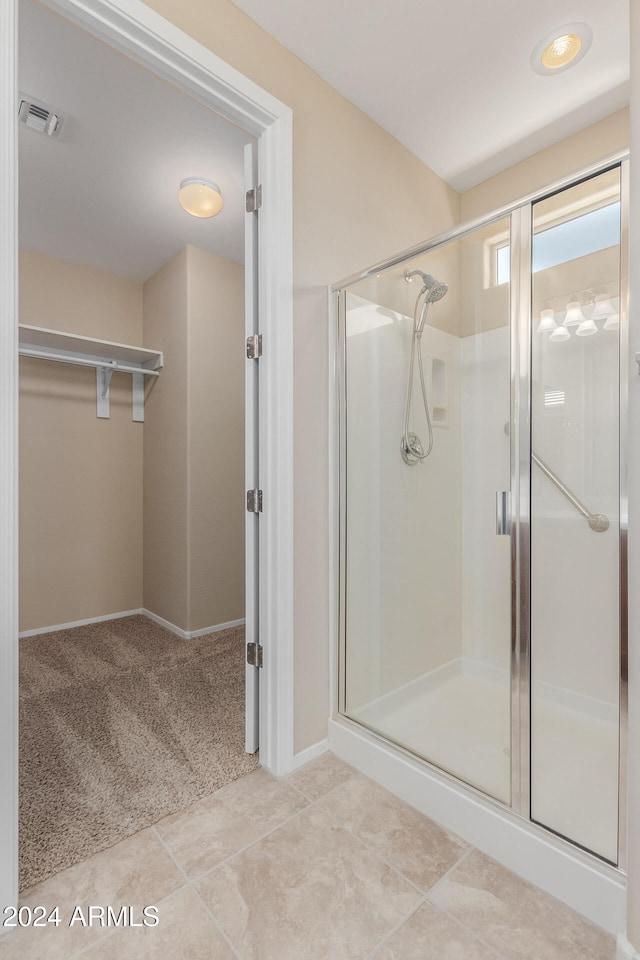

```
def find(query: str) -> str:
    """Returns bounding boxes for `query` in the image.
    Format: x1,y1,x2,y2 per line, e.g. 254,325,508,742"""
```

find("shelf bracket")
97,366,147,421
132,373,145,422
96,367,113,418
19,325,163,422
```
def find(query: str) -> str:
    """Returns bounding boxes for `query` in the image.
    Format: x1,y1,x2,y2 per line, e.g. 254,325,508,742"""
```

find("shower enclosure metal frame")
331,151,629,871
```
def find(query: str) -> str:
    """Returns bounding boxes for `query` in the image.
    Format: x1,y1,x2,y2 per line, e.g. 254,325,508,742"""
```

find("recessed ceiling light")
178,178,223,218
531,23,593,76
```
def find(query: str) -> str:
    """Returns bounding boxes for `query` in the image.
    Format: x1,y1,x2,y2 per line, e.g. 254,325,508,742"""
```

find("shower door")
338,216,514,804
529,166,624,863
336,159,626,864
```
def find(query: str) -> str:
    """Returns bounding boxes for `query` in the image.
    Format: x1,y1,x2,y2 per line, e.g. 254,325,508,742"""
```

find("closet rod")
19,346,160,376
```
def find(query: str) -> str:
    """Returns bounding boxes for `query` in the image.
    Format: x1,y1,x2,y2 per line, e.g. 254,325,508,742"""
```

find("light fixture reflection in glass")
563,301,585,327
549,326,570,342
536,309,557,334
603,314,620,331
576,317,598,337
592,295,616,320
178,178,223,218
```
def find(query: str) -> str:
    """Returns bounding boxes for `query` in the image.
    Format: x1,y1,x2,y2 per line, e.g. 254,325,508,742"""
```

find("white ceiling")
19,0,252,282
19,0,629,283
232,0,629,192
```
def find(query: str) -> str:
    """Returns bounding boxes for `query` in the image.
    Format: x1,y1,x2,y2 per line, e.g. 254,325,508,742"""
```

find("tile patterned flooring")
0,753,615,959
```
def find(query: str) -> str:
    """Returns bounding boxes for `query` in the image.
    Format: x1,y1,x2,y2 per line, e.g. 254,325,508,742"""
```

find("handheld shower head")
404,270,448,303
401,271,449,465
406,272,448,336
424,277,448,303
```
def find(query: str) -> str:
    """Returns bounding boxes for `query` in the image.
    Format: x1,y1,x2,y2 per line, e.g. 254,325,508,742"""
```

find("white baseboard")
19,609,246,640
19,608,144,638
618,934,640,959
329,716,625,936
142,609,246,640
292,738,329,770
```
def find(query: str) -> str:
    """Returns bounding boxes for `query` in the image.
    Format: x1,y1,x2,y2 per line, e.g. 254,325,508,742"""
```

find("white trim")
1,0,294,912
618,935,640,960
189,618,246,639
0,0,18,919
244,139,259,755
329,717,626,936
142,609,246,640
257,101,295,778
292,739,329,770
327,284,340,727
19,609,145,638
37,0,287,134
18,609,247,640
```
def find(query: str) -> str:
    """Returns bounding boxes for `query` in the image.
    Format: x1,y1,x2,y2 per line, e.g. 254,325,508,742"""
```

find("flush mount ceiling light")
531,23,593,76
178,178,223,218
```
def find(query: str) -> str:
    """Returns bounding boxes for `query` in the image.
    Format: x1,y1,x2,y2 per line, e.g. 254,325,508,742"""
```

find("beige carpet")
19,614,258,890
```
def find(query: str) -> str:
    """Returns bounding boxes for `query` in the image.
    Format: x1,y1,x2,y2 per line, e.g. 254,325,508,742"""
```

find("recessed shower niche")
333,161,627,866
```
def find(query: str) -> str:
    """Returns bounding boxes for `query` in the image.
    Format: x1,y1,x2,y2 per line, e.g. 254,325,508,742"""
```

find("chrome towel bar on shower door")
531,452,609,533
496,456,609,534
500,421,609,533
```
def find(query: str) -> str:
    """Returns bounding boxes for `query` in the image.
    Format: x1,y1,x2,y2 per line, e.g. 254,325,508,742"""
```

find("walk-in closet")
18,0,254,890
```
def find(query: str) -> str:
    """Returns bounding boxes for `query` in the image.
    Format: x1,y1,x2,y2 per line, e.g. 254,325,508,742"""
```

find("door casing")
0,0,294,912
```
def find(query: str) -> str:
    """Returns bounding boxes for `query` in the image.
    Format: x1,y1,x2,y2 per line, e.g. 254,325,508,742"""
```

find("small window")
496,243,510,285
495,201,621,285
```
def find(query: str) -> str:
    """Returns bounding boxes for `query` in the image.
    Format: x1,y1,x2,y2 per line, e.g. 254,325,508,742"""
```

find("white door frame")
0,0,294,910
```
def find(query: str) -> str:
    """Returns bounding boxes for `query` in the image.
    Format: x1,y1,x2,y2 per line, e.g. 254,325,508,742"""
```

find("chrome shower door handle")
496,490,511,536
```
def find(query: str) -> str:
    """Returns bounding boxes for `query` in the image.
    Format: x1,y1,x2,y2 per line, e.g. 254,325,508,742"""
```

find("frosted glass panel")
530,168,621,862
342,218,512,803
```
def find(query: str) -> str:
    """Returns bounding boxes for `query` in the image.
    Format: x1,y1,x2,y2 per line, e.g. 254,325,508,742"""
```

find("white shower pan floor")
350,657,619,863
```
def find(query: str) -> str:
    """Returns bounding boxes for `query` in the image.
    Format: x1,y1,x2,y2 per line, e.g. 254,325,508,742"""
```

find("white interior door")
244,140,260,753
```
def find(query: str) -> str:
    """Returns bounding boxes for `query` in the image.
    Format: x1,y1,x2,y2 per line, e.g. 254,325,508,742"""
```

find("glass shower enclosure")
334,160,627,865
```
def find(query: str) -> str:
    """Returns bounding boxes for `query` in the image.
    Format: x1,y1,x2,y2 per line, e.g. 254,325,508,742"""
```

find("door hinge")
246,185,262,213
246,334,262,359
246,489,263,513
247,642,263,668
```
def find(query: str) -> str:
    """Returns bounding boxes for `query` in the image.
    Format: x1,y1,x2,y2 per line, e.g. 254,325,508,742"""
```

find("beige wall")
143,0,460,751
19,250,144,631
20,244,243,636
461,108,629,222
143,245,245,633
187,246,245,630
143,248,189,628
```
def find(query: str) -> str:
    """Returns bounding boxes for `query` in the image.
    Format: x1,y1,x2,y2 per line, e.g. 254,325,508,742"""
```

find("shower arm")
532,452,609,533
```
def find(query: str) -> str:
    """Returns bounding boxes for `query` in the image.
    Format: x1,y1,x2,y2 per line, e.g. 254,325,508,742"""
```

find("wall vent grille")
18,97,66,138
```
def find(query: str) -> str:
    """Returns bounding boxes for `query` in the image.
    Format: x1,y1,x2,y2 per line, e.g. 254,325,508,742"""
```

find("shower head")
424,277,448,303
406,271,448,336
404,270,448,303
